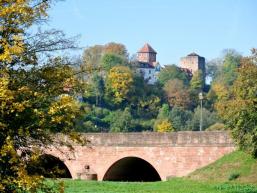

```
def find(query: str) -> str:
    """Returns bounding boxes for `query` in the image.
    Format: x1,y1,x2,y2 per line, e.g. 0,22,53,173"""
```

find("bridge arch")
103,156,161,182
27,154,72,178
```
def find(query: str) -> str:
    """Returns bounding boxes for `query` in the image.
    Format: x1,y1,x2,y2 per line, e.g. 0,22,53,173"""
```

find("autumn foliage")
216,52,257,157
106,66,133,104
0,0,80,192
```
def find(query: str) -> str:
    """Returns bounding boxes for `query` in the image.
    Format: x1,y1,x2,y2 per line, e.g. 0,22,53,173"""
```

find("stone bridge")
43,131,235,181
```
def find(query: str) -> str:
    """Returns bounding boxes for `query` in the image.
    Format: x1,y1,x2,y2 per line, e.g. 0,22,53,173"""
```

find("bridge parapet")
83,131,233,147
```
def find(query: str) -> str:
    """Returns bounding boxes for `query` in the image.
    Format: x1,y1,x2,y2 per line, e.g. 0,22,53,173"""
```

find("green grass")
62,178,257,193
188,150,257,184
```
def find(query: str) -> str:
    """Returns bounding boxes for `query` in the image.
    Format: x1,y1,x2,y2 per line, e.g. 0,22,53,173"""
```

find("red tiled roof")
138,43,157,53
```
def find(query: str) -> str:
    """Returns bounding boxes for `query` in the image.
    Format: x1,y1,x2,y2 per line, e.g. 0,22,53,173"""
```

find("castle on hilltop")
136,43,161,84
135,43,206,85
180,52,206,82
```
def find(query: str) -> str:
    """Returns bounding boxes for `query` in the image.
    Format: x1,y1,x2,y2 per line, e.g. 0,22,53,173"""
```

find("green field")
50,151,257,193
62,178,257,193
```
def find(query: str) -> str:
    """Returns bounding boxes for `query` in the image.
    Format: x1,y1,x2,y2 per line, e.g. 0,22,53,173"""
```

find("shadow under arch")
27,154,72,178
103,156,161,182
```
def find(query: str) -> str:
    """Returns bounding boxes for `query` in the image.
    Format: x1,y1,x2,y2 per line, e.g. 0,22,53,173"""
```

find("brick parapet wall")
82,131,233,147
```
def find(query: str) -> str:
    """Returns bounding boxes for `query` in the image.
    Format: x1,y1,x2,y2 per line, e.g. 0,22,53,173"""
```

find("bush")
169,106,192,131
154,119,174,132
187,107,220,131
228,172,240,181
206,123,225,131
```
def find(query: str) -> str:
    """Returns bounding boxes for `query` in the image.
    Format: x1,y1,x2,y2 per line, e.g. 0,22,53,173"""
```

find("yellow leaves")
107,66,133,103
0,0,38,23
11,35,24,52
0,35,25,62
0,138,43,191
16,167,40,189
154,119,174,132
212,82,229,101
48,94,80,125
13,102,26,112
210,82,231,118
0,0,50,64
0,136,16,158
0,73,15,114
0,0,29,62
0,74,13,99
0,184,4,192
0,1,76,191
0,72,34,116
138,96,161,113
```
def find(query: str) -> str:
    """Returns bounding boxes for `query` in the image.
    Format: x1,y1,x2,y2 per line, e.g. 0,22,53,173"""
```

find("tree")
221,49,241,86
81,42,128,75
157,104,170,120
153,104,174,132
106,66,133,104
187,107,220,131
169,106,192,131
205,58,222,80
104,42,128,59
207,50,242,115
154,119,174,132
208,82,229,102
82,74,105,105
0,60,80,192
82,45,104,73
189,70,205,110
158,65,189,85
0,1,80,192
136,96,162,119
190,70,204,91
106,108,133,132
101,53,126,71
164,79,190,109
210,49,241,87
128,75,163,119
206,123,225,131
216,52,257,157
94,74,105,105
76,105,110,132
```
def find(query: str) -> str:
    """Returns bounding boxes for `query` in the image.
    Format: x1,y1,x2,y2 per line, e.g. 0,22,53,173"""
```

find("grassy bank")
62,178,257,193
188,151,257,184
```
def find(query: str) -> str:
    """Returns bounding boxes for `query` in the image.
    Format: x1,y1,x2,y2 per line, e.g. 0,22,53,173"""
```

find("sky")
45,0,257,65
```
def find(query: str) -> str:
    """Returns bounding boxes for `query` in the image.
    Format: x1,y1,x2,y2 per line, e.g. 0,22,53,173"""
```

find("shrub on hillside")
228,172,240,181
206,123,226,131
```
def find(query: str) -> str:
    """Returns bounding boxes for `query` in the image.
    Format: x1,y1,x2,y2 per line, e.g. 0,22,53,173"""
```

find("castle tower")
180,52,205,75
137,43,157,67
180,52,206,85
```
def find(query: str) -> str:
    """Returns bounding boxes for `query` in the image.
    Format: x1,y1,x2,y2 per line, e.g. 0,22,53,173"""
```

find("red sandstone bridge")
41,131,234,181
